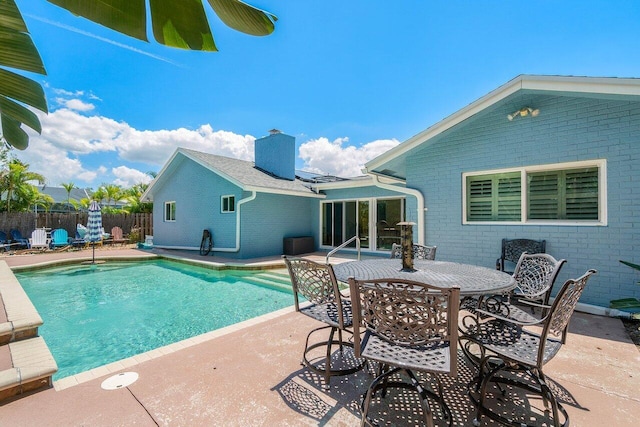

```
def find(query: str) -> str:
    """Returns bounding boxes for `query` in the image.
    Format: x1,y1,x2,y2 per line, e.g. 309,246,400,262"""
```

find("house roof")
364,74,640,180
142,148,325,201
38,185,91,204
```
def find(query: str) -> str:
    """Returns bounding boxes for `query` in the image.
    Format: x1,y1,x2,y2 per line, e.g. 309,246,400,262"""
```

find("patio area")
0,247,639,426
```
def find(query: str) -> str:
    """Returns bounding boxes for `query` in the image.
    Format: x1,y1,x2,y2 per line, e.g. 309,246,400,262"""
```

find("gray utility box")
283,237,314,255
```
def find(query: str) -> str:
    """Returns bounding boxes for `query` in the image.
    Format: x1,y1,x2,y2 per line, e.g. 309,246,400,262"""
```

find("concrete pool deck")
0,246,639,425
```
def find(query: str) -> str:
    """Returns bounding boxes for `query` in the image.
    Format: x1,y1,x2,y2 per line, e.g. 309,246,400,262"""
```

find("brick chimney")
254,129,296,180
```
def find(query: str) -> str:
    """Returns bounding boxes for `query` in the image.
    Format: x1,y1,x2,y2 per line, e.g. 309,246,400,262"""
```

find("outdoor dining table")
332,258,515,296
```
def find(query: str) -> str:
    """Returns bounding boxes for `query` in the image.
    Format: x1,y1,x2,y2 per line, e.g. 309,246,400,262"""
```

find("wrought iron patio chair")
348,277,460,427
496,238,546,274
479,253,566,322
390,243,437,260
283,256,364,388
469,269,597,427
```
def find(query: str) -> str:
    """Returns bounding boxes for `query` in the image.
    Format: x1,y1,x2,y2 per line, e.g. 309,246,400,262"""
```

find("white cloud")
298,137,400,177
112,166,154,187
16,91,398,189
18,107,256,188
52,88,84,97
115,124,255,165
55,98,95,112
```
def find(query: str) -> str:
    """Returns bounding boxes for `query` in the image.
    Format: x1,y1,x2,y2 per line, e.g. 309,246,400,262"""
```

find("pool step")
0,336,57,403
238,272,293,293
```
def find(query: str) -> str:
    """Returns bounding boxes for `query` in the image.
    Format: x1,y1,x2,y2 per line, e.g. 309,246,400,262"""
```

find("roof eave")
244,185,326,198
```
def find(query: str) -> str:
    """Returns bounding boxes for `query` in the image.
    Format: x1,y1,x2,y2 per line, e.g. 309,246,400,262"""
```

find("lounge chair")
71,231,86,248
29,229,49,251
50,229,71,248
9,229,29,249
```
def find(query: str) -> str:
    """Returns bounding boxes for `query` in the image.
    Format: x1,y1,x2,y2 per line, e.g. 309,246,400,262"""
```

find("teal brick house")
143,75,640,309
364,75,640,309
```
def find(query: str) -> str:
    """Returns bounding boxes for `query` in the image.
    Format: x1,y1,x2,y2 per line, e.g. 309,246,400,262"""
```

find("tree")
90,186,106,204
103,184,123,208
22,185,53,213
122,182,153,213
61,181,76,212
0,158,45,212
0,0,277,150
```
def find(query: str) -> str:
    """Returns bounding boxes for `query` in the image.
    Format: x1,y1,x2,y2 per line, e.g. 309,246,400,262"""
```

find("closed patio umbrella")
87,200,102,264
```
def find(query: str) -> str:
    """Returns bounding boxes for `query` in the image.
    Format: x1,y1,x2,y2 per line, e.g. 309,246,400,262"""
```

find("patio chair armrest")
515,298,551,310
475,307,543,327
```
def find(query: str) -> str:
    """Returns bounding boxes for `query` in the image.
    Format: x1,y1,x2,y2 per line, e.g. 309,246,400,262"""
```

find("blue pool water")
16,260,293,380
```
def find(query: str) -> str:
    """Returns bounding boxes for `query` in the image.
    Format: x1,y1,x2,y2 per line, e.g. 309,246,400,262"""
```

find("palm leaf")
0,0,47,150
208,0,277,36
47,0,276,51
620,260,640,271
1,115,28,150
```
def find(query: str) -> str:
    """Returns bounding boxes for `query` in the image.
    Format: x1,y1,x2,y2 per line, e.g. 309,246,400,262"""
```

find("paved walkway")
0,247,638,426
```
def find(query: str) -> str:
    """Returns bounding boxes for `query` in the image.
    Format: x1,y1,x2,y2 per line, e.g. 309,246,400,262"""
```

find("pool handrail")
326,236,361,264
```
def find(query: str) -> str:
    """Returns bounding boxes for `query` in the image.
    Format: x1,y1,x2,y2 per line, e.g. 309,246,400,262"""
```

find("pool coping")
53,304,298,391
5,253,297,391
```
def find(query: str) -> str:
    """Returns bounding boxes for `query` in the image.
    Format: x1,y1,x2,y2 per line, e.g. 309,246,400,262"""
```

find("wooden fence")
0,212,153,242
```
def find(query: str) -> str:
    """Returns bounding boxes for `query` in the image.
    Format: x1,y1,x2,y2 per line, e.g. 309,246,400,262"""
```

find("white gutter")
211,191,257,253
154,191,258,253
367,174,426,245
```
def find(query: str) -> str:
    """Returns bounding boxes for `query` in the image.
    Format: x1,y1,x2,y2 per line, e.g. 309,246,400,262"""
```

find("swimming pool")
15,259,293,380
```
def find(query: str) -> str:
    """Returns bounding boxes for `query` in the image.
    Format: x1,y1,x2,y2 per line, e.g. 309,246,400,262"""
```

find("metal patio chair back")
496,238,546,273
349,277,459,427
390,243,437,260
283,256,364,387
471,269,597,427
513,252,566,303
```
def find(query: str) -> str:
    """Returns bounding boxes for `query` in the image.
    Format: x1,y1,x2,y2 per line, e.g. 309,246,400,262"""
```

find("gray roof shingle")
179,148,322,198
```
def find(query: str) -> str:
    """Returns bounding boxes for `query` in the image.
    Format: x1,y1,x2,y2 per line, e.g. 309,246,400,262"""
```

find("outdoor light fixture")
507,107,540,121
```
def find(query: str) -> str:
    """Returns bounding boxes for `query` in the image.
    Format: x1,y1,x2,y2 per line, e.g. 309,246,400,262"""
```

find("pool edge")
52,304,297,391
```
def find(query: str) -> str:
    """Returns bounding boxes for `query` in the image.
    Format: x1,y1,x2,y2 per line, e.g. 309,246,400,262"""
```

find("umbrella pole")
92,242,96,264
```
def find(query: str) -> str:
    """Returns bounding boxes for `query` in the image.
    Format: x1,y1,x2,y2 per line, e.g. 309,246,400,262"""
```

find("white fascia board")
364,74,640,173
520,75,640,96
364,75,525,172
142,148,247,203
244,186,326,199
140,148,182,201
311,176,382,190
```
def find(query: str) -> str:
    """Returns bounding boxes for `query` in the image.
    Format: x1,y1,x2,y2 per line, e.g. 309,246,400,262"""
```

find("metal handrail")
326,235,361,264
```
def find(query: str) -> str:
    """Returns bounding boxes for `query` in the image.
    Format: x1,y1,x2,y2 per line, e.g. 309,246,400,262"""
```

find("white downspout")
213,190,257,253
153,191,257,252
368,174,426,245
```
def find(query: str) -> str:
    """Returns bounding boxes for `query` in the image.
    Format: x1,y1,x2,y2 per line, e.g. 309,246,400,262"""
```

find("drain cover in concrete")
101,372,139,390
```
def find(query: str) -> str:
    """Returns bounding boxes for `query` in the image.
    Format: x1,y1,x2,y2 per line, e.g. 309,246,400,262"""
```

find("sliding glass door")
321,198,404,250
321,200,369,249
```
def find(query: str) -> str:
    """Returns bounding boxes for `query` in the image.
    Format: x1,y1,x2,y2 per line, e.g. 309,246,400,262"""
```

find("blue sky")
12,0,640,189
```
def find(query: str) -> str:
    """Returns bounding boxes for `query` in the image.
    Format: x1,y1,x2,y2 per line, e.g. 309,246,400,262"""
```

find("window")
164,201,176,222
221,195,235,213
463,160,606,225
